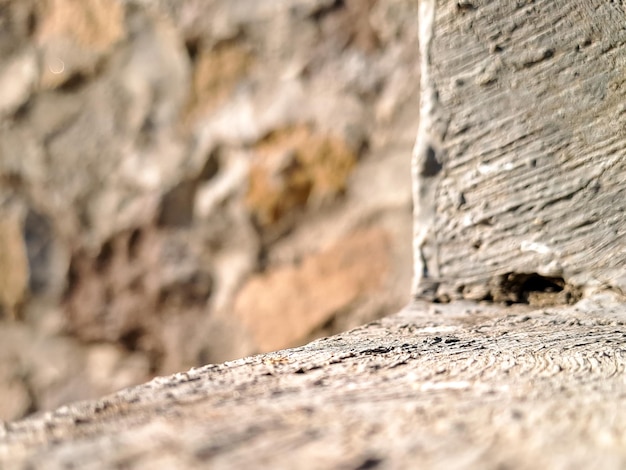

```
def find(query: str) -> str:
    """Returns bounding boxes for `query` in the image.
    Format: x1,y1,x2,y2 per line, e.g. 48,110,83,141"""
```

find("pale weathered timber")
413,0,626,301
2,1,626,469
1,293,626,469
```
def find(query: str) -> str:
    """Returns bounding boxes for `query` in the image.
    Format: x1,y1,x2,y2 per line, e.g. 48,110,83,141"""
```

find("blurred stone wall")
0,0,419,420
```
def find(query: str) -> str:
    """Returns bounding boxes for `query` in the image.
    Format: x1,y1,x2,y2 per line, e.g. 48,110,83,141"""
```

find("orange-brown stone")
233,228,390,352
246,126,357,227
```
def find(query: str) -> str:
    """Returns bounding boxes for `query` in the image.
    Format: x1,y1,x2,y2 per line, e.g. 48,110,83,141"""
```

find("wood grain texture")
414,0,626,301
2,2,626,468
1,293,626,469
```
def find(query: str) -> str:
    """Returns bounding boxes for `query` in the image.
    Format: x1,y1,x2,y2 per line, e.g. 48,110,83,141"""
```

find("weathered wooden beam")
413,0,626,300
2,1,626,468
2,294,626,468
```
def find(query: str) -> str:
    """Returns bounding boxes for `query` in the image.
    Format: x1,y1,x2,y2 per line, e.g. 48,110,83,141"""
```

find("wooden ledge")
2,292,626,469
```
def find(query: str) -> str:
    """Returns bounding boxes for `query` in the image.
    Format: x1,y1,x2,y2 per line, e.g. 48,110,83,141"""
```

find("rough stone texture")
1,292,626,469
2,1,626,468
233,227,390,351
412,0,626,301
0,0,417,419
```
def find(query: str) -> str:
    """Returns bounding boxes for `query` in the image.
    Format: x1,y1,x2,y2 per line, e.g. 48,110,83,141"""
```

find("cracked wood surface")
414,0,626,301
2,293,626,469
2,1,626,468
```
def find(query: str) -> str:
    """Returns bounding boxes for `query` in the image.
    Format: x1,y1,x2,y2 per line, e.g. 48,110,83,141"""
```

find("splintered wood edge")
1,293,625,468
